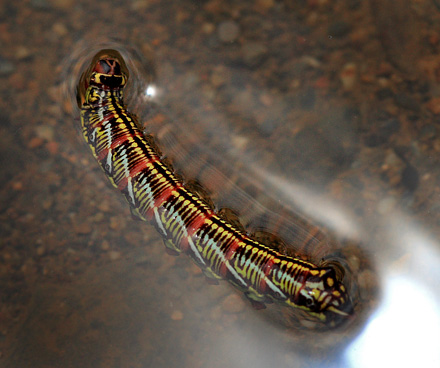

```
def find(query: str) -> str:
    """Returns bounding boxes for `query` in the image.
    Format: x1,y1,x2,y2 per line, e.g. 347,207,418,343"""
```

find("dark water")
1,1,440,367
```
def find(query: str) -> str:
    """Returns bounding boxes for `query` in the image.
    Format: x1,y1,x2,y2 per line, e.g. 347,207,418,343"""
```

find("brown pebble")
426,97,440,115
15,46,31,60
11,181,23,191
241,42,268,67
49,0,75,10
42,198,53,210
221,293,245,313
74,222,92,235
340,62,357,90
28,137,44,149
101,240,110,251
255,0,274,12
110,216,125,230
171,310,184,320
98,201,111,213
217,20,240,43
52,22,68,37
8,72,26,90
35,124,54,141
36,245,46,256
108,250,121,261
46,141,59,155
202,22,215,34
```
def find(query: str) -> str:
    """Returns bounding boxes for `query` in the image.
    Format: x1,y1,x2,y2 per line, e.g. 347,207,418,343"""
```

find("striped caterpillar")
76,49,353,328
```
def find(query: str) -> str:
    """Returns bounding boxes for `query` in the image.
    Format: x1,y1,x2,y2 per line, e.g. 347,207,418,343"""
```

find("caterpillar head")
299,267,354,327
77,49,129,107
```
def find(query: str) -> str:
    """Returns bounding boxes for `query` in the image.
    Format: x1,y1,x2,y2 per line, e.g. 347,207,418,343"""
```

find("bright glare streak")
248,169,360,239
346,277,440,368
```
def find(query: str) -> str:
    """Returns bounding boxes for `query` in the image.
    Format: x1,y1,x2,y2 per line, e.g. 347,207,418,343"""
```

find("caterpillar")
76,49,353,328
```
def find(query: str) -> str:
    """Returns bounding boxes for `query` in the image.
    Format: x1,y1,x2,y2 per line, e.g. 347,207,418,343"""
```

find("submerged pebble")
217,20,240,43
0,56,14,76
221,293,245,313
241,41,268,68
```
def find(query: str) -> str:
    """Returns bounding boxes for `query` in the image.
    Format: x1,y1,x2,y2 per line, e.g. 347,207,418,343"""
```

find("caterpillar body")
77,49,353,327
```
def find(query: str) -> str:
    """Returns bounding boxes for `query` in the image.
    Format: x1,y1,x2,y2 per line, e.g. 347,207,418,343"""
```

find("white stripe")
153,208,167,237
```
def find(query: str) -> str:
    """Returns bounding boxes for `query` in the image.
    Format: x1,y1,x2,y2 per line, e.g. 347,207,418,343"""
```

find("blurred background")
1,0,440,367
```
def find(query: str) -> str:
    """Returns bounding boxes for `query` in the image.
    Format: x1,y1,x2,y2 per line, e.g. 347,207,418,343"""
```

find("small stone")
384,151,401,167
202,22,215,34
46,141,59,155
340,62,357,90
110,216,124,230
35,125,54,141
130,0,150,11
49,0,75,10
221,293,245,313
42,198,53,210
301,55,322,68
75,222,92,235
241,42,268,68
28,137,44,149
92,212,104,222
98,201,111,213
426,97,440,115
259,93,273,106
377,196,397,215
15,46,32,60
101,240,110,251
108,250,121,261
0,56,14,76
11,181,23,191
255,0,274,12
170,310,184,320
52,22,68,37
36,246,46,256
217,20,240,43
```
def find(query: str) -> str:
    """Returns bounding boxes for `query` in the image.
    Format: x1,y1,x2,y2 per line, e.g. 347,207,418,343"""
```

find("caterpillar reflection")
77,49,353,327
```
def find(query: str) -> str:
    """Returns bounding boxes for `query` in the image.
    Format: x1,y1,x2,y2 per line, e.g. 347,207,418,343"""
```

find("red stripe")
110,129,143,150
144,206,155,221
154,183,182,208
187,210,214,238
130,157,158,178
142,177,182,221
220,237,241,277
117,176,129,191
97,147,109,161
259,257,275,293
118,157,176,190
180,210,214,252
116,157,160,191
110,131,132,149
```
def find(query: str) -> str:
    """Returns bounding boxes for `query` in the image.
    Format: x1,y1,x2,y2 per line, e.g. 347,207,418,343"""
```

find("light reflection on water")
347,276,440,367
